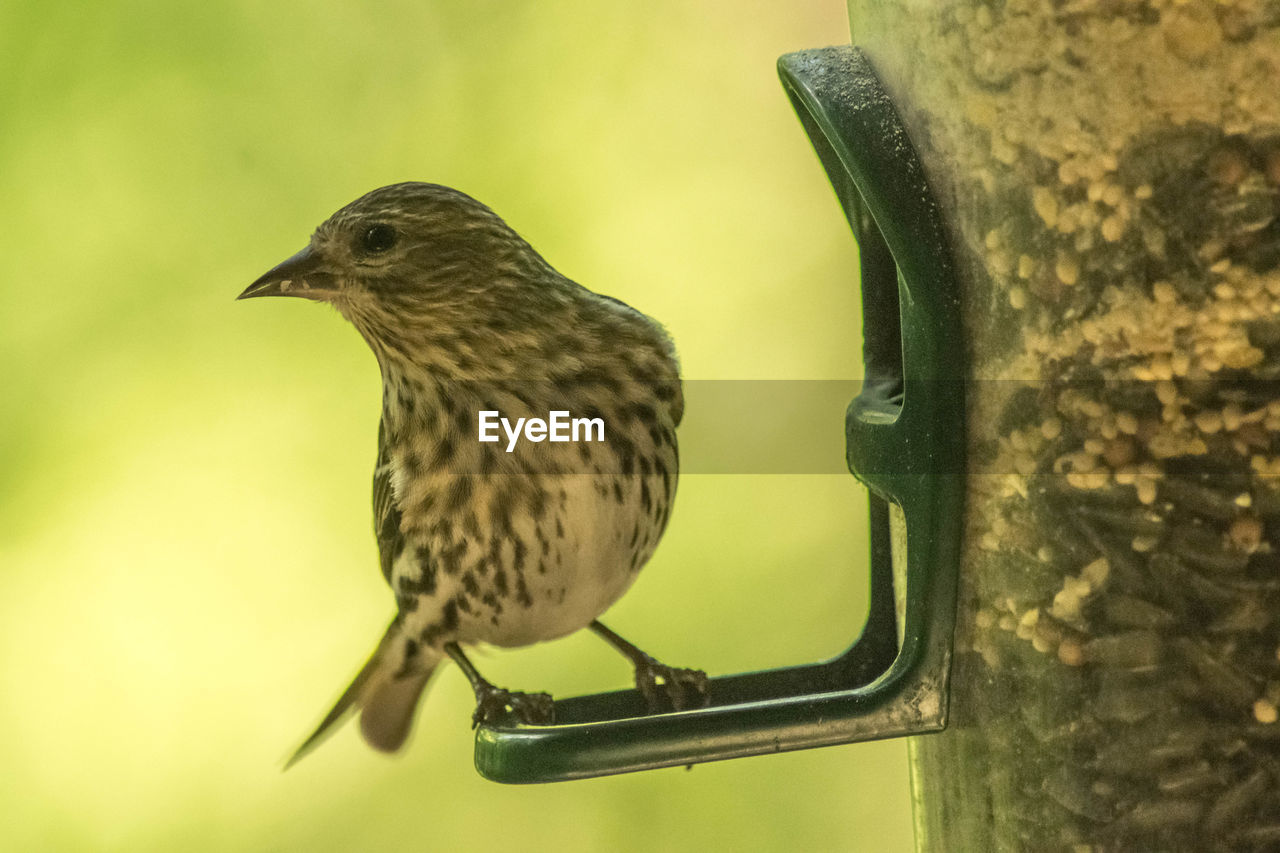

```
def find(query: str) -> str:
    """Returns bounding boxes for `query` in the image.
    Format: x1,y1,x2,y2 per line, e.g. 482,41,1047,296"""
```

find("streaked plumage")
240,183,705,764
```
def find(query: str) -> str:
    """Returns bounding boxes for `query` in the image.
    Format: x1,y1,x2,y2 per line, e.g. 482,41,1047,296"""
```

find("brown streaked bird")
240,182,706,765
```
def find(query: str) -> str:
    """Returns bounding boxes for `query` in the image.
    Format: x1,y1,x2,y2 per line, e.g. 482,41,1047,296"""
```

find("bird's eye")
360,224,397,254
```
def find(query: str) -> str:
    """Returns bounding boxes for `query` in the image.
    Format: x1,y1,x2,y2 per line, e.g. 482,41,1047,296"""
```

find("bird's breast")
384,399,678,649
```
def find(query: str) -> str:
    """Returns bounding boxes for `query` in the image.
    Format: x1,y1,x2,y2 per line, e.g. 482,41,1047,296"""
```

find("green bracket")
473,45,966,784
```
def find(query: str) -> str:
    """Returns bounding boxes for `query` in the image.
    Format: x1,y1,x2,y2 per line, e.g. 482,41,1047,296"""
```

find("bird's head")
240,183,579,372
241,181,679,394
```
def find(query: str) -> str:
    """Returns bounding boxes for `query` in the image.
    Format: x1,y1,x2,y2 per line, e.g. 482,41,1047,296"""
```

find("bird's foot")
471,686,556,728
588,621,710,713
633,656,710,713
446,641,556,728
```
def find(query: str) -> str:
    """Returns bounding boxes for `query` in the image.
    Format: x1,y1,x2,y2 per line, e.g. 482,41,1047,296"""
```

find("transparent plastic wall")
847,2,1280,850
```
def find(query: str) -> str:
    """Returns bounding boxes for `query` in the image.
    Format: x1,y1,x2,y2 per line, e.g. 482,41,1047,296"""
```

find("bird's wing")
283,424,426,769
373,418,406,585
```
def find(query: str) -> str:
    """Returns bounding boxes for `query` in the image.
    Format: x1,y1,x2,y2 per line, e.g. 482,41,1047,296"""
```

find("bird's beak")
238,245,337,301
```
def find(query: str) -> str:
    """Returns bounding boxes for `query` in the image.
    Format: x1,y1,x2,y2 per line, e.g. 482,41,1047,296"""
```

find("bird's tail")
284,618,439,768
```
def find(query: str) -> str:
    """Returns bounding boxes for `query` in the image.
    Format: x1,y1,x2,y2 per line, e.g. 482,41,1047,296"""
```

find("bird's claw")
634,657,710,712
471,686,556,728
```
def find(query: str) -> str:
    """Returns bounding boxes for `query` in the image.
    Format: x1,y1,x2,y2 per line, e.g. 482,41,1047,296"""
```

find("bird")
239,182,707,765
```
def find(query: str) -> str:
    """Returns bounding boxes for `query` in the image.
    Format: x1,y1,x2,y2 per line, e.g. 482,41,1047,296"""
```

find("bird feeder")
475,46,967,784
487,8,1280,850
850,4,1280,851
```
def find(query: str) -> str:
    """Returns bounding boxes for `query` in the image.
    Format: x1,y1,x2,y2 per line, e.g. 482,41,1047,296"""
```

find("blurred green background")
0,1,914,850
